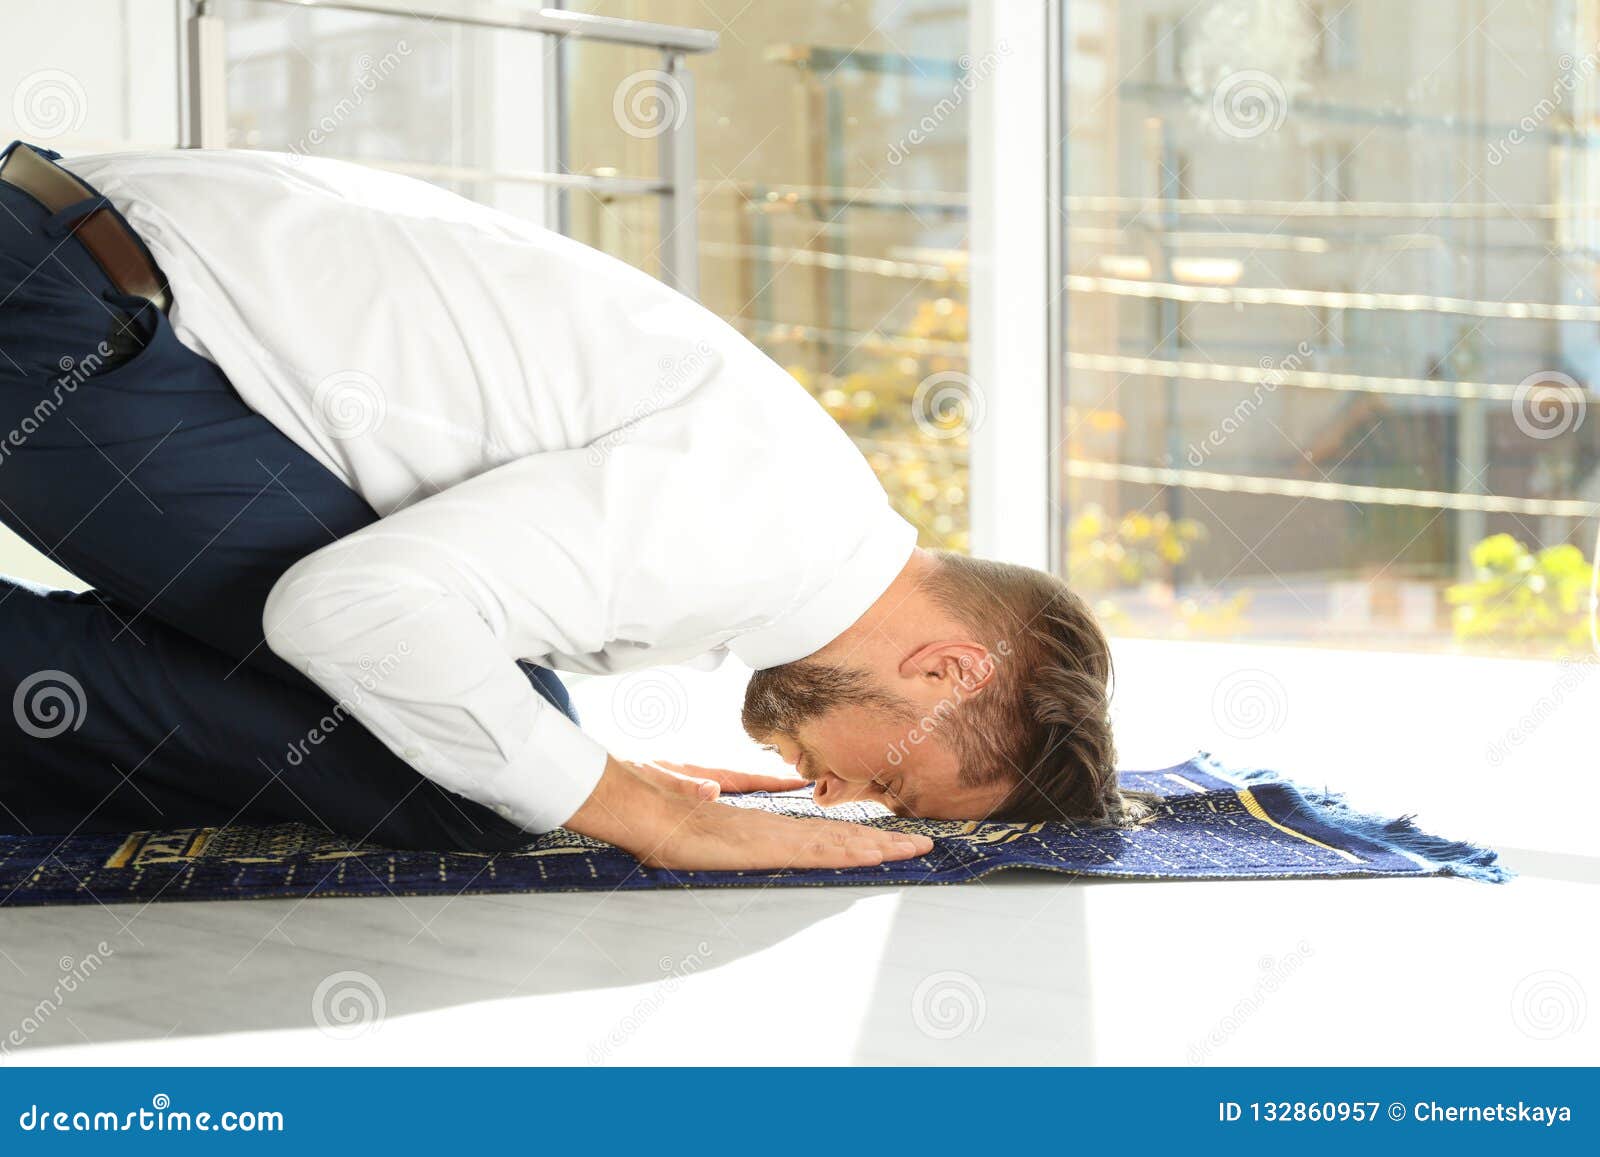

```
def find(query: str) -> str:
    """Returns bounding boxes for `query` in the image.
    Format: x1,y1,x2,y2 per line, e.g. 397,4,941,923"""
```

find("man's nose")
811,772,865,808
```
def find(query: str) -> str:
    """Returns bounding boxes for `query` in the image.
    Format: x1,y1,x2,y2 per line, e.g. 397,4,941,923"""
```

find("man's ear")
899,640,998,695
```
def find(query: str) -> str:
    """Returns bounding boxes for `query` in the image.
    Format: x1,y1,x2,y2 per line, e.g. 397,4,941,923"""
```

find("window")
1061,0,1599,658
221,0,558,226
561,0,975,551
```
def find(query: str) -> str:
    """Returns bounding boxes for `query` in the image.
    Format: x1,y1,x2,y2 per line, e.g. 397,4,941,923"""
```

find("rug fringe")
1199,754,1512,884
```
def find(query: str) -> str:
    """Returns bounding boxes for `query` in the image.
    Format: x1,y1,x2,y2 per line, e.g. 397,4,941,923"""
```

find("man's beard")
740,660,913,739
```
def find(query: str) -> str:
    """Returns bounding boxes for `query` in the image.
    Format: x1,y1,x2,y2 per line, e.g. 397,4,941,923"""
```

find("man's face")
741,661,1013,821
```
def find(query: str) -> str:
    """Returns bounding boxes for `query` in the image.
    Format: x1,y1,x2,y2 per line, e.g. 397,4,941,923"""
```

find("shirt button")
403,747,422,759
494,804,514,819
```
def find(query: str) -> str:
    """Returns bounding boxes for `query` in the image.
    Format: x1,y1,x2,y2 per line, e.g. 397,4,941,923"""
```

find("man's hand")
621,759,809,801
565,757,932,871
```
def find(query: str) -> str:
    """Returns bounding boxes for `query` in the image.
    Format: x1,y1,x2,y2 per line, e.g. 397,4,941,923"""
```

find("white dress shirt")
63,149,916,833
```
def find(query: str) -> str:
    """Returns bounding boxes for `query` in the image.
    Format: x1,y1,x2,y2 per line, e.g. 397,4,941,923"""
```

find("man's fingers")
630,780,936,871
836,842,886,867
626,761,720,800
801,833,884,868
724,771,811,793
820,836,925,868
652,761,808,795
805,821,930,865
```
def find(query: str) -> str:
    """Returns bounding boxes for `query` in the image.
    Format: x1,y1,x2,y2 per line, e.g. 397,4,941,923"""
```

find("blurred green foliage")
1445,533,1595,652
1065,504,1249,636
1066,504,1204,592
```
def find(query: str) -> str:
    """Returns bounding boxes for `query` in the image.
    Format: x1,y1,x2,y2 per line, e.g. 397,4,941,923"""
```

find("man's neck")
809,547,939,662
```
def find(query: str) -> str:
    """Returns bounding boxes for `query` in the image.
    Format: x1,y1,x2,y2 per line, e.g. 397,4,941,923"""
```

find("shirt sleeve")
260,450,618,833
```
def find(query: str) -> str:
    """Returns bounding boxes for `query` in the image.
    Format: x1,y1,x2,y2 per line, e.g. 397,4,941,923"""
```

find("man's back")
63,148,848,517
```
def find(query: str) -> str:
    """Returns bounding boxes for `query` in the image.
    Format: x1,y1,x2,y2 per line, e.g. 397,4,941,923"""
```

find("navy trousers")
0,142,567,851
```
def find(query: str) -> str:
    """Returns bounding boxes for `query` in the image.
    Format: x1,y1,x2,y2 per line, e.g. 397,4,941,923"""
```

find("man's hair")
924,551,1154,827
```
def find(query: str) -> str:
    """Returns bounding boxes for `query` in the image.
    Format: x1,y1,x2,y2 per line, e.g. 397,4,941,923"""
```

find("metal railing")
182,0,717,294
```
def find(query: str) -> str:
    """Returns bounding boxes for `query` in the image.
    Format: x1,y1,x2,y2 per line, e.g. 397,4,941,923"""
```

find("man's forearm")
563,757,674,856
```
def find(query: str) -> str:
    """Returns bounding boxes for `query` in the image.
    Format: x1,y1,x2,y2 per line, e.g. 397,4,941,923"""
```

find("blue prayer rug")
0,753,1507,907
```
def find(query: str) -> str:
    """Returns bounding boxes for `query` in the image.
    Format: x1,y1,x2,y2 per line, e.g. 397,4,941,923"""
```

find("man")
0,141,1133,872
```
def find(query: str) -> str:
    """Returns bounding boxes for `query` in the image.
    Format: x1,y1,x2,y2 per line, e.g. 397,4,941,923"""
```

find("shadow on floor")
0,885,866,1054
1,871,1104,1061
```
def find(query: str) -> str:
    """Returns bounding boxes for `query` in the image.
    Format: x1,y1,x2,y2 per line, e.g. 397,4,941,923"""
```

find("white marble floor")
1,639,1595,1066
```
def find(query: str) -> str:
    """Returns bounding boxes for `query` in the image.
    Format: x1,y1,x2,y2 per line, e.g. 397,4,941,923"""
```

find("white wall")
1,0,182,152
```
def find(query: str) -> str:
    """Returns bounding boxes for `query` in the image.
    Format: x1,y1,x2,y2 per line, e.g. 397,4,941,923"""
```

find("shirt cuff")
481,702,610,833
